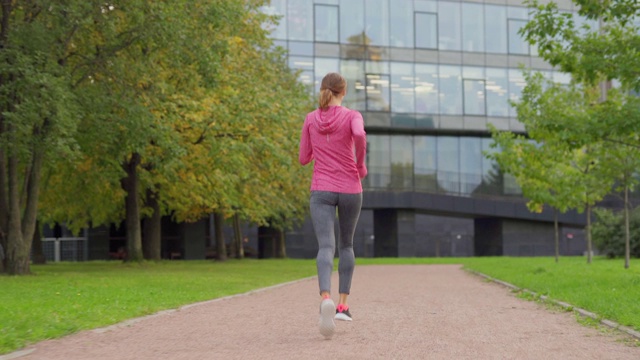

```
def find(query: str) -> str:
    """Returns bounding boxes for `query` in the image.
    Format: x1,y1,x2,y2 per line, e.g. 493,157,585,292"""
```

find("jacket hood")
313,106,350,135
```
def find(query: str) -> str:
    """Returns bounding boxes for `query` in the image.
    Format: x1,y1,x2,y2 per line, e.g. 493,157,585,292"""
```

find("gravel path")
7,265,640,360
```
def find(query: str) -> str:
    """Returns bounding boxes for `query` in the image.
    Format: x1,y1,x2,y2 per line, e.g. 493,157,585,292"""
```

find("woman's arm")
299,117,314,165
351,111,367,179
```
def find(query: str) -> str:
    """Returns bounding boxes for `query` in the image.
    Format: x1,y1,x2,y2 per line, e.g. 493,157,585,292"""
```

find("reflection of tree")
389,163,412,190
472,163,504,197
344,31,385,60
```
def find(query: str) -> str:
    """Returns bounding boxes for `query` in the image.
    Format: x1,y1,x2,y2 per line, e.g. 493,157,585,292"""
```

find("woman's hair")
318,72,347,110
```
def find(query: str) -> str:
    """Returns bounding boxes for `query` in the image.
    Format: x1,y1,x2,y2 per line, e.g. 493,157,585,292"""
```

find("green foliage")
592,207,640,258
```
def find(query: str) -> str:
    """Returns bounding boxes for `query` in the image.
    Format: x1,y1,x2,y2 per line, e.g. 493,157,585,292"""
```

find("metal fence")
41,237,88,262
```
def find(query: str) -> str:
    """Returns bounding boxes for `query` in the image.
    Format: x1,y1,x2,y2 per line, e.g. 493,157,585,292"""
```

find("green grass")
1,257,639,354
0,259,316,354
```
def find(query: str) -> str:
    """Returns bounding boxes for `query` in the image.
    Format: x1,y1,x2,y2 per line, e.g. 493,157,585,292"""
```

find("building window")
460,137,482,195
485,5,507,54
288,56,314,92
414,12,437,49
461,3,484,52
508,19,528,55
485,68,509,117
365,0,390,46
366,73,391,112
389,0,414,47
391,136,414,189
439,65,462,115
287,0,313,41
262,0,287,40
437,1,461,51
507,6,529,55
340,0,365,44
414,136,437,192
314,5,339,43
366,135,391,189
463,79,486,116
390,62,415,113
314,58,340,95
415,64,439,114
341,59,366,111
437,136,460,194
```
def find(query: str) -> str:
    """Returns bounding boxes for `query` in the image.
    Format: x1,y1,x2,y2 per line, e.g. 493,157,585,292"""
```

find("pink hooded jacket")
299,105,367,194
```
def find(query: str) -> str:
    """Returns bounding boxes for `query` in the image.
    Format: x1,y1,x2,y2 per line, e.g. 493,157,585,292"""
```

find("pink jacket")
299,106,367,194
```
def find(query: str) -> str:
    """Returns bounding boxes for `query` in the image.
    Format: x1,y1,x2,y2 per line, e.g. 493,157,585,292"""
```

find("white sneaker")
318,298,336,339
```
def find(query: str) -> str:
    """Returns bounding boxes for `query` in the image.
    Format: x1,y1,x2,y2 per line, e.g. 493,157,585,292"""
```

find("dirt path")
7,265,640,360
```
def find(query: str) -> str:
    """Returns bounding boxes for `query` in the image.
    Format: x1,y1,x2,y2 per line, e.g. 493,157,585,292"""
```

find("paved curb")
467,269,640,341
0,276,317,360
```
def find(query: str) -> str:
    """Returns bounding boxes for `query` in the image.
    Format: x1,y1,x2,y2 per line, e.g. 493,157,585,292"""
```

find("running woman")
298,72,367,339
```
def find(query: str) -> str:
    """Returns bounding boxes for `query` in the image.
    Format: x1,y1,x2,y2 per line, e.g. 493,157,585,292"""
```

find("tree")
0,2,101,274
522,0,640,267
36,0,312,264
490,72,614,263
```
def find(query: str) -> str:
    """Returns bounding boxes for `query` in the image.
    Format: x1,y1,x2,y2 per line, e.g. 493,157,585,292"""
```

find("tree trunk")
143,189,162,260
32,220,46,264
6,154,27,274
277,227,287,258
586,204,592,264
122,153,143,262
0,122,7,273
624,184,630,269
554,209,559,263
214,212,226,261
232,213,244,259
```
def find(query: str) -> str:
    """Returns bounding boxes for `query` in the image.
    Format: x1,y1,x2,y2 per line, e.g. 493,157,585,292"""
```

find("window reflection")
289,56,314,91
438,2,461,51
365,0,390,46
367,135,391,189
341,59,366,111
262,0,287,40
486,68,509,117
390,0,414,47
340,0,365,44
366,73,391,112
414,136,437,192
415,12,437,49
315,58,340,95
463,79,486,115
437,137,460,193
287,0,313,41
485,5,507,54
508,69,526,117
415,64,439,114
439,65,462,115
391,136,414,189
391,62,415,113
507,7,529,55
462,3,484,52
460,138,482,194
315,5,339,43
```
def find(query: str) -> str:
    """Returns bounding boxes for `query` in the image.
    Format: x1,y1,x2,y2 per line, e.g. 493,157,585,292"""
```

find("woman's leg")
336,192,362,306
310,191,338,296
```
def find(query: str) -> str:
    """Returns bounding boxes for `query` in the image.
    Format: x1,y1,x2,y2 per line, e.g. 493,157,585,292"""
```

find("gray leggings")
310,191,362,295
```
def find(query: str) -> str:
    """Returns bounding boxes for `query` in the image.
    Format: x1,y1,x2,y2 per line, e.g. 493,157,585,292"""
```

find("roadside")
4,265,639,360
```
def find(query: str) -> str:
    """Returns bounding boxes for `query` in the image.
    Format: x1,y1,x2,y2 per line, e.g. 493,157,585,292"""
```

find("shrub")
592,207,640,258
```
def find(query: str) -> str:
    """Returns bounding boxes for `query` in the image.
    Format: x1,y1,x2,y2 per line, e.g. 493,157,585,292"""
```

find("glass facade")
263,0,582,199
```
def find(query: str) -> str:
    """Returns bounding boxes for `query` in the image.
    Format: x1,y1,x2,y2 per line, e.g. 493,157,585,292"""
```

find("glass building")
264,0,589,258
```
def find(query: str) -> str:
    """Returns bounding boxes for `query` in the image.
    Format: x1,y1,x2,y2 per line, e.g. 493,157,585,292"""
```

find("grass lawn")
1,256,638,354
